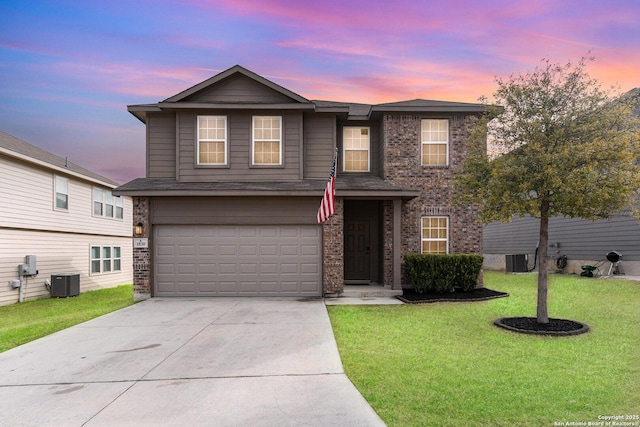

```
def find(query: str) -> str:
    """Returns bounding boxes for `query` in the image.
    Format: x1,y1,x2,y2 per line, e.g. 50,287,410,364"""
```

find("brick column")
382,200,394,287
322,197,344,295
133,196,151,301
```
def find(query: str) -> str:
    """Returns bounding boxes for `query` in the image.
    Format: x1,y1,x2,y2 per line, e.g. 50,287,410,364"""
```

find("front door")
344,220,371,283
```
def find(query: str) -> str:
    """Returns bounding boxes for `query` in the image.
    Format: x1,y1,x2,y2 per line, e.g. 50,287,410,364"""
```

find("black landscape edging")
494,317,590,336
397,287,509,304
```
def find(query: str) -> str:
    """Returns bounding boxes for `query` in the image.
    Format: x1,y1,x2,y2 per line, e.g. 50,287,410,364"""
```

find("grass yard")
327,271,640,427
0,285,134,353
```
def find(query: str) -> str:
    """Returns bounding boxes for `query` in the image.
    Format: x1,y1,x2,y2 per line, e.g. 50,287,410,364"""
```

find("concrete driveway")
0,298,385,426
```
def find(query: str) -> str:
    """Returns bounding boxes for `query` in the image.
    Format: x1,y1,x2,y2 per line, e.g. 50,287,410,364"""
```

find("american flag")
317,150,337,223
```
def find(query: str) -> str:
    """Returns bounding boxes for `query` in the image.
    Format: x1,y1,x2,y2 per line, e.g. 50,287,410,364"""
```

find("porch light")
134,223,143,237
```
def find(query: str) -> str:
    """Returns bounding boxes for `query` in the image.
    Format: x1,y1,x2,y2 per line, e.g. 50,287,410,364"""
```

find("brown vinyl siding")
182,74,296,104
177,111,302,182
146,113,176,178
151,197,319,226
303,114,336,179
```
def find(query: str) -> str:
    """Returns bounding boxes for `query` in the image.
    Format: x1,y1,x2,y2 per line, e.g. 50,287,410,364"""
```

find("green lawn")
0,285,134,353
328,272,640,427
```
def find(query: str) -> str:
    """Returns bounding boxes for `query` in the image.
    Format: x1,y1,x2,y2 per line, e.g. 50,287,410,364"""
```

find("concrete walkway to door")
0,298,385,426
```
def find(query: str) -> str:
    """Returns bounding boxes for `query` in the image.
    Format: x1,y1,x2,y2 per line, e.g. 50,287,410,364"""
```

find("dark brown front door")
345,220,371,283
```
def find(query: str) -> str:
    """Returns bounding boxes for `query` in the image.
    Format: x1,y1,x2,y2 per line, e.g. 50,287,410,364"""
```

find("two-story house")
115,65,485,300
0,131,133,306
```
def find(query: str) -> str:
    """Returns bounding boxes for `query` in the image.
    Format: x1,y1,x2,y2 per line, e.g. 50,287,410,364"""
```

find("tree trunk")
537,200,550,324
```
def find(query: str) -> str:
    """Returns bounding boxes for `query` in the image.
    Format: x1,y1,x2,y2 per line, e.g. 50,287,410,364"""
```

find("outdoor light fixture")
134,223,143,237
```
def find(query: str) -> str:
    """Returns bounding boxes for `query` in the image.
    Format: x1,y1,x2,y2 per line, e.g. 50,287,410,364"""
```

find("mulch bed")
495,317,590,336
397,287,509,304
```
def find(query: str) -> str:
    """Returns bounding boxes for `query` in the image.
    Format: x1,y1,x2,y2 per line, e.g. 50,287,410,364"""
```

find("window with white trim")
421,119,449,166
421,216,449,254
115,196,123,219
93,187,103,216
105,191,114,218
93,187,123,219
198,115,227,165
343,127,370,172
91,245,121,274
252,116,282,165
54,175,69,210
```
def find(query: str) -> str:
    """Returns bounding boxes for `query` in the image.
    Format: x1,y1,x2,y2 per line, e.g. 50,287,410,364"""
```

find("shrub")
404,254,484,293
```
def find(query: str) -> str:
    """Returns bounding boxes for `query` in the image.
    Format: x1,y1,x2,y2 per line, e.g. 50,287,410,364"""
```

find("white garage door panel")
154,225,321,297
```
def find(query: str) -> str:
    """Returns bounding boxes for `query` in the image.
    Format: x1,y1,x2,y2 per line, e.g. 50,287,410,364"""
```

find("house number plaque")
133,238,149,248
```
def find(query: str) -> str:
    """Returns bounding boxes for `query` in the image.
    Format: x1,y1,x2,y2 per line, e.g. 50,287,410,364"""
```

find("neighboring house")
114,65,486,300
483,88,640,276
0,131,133,306
483,215,640,276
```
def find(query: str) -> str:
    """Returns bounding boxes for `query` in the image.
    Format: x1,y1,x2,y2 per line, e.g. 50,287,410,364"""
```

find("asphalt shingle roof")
0,131,120,187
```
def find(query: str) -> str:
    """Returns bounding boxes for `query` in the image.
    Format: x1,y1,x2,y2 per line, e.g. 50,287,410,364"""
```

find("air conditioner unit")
51,274,80,297
506,254,528,273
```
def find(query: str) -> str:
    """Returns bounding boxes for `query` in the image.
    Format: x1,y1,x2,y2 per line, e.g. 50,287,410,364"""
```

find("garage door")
154,225,322,296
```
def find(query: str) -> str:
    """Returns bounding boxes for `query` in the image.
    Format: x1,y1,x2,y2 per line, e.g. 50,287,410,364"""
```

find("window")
91,245,121,274
252,116,282,165
102,247,111,272
115,196,123,219
91,246,101,274
421,119,449,166
113,246,121,271
343,127,370,172
93,187,103,216
54,175,68,210
105,191,114,218
421,216,449,254
198,116,227,165
93,188,123,219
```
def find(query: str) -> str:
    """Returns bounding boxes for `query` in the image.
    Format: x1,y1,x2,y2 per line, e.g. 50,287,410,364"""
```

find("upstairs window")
93,187,103,216
198,116,227,165
105,191,114,218
252,116,282,165
343,127,370,172
421,216,449,254
93,187,123,219
54,175,69,210
115,196,123,219
421,119,449,166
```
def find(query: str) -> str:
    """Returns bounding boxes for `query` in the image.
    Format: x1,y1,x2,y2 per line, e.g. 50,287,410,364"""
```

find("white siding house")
0,131,133,306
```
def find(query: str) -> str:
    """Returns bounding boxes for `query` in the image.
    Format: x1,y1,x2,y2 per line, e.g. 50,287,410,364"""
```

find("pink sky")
1,0,638,183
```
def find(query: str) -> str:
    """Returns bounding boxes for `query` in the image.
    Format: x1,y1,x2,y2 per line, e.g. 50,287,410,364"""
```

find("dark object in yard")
494,317,589,336
605,251,623,275
580,264,600,277
581,250,624,277
397,287,508,304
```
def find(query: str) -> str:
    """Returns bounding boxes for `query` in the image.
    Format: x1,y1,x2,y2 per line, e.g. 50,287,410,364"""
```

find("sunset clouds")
1,0,638,182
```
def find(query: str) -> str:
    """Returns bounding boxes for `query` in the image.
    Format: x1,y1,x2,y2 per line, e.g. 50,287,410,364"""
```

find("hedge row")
404,254,484,293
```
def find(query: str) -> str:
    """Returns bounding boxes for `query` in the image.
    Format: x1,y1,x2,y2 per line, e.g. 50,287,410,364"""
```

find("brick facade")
382,200,394,287
132,196,151,301
382,114,483,286
322,197,344,294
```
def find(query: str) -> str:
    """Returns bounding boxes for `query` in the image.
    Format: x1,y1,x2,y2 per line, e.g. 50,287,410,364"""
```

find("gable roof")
129,65,315,123
0,131,120,187
163,65,311,104
128,65,490,123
